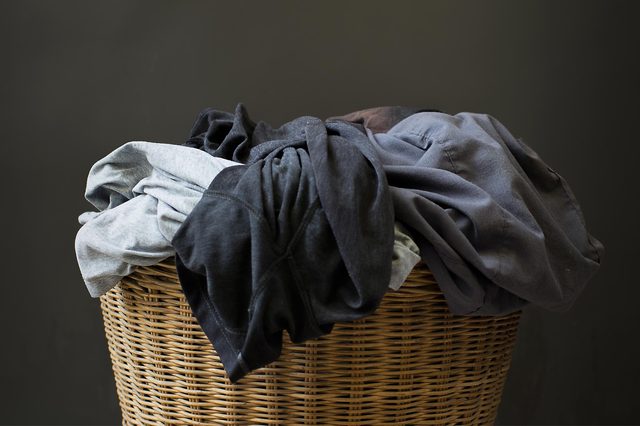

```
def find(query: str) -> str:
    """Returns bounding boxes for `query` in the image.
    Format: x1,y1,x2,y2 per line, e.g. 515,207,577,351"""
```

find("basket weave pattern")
100,259,520,425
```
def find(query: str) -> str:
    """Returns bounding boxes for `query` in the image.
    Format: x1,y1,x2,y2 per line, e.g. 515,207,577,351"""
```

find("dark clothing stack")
79,103,604,383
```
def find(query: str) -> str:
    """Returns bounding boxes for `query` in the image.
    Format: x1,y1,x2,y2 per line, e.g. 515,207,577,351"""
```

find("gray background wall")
1,1,638,424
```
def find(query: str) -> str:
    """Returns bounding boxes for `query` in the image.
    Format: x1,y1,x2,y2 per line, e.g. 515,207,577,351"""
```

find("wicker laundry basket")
100,258,521,425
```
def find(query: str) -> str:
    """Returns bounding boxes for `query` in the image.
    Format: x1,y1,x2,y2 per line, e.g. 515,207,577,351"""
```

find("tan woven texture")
100,259,520,425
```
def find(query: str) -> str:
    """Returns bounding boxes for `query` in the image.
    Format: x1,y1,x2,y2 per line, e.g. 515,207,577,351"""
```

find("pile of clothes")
75,104,604,382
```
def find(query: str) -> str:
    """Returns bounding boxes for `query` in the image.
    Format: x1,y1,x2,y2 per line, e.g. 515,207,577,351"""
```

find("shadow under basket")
99,259,521,425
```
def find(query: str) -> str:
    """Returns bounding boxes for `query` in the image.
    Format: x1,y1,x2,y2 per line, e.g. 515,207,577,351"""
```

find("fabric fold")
75,141,241,297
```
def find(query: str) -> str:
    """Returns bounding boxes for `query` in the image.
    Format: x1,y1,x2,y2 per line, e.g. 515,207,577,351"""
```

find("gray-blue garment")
75,141,241,297
341,111,604,315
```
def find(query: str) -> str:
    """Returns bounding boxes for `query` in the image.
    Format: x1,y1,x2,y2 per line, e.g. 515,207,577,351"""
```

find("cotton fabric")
75,141,240,297
173,106,395,382
332,110,605,314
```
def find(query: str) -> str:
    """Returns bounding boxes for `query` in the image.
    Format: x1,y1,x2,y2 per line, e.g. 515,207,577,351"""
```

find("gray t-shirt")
75,141,240,297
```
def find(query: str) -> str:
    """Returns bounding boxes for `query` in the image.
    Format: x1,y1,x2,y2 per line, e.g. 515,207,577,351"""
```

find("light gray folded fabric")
75,141,241,297
390,222,421,290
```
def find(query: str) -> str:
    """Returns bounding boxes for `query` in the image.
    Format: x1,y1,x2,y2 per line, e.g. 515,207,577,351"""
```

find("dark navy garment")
174,106,394,382
329,108,605,315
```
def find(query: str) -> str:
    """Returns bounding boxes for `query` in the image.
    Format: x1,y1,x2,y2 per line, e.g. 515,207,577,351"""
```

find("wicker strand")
100,259,520,425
